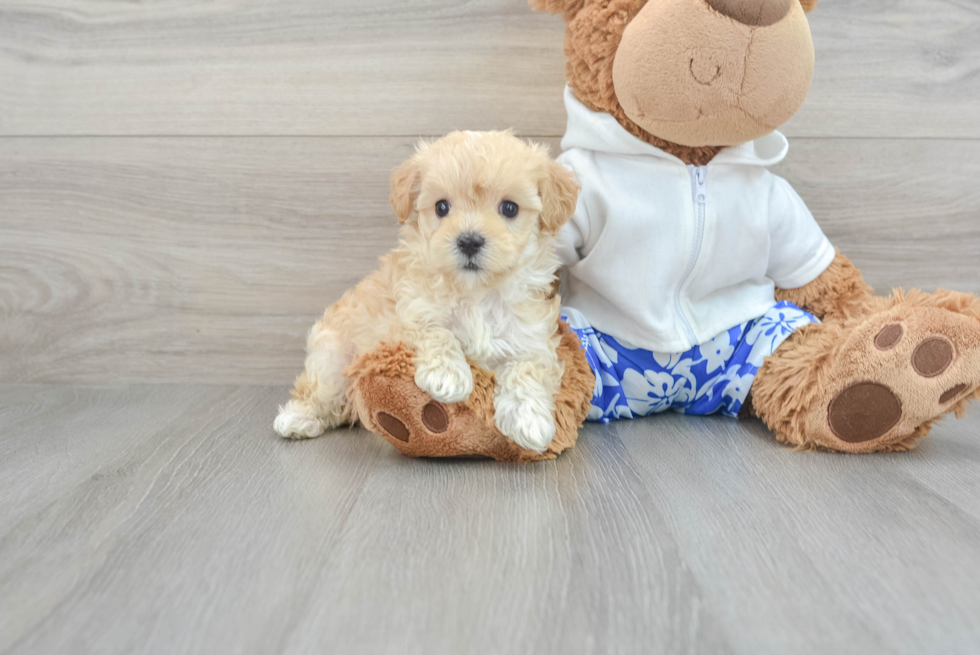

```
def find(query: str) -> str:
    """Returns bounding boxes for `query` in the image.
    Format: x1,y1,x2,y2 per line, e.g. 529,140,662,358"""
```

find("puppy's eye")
499,201,519,219
435,200,451,218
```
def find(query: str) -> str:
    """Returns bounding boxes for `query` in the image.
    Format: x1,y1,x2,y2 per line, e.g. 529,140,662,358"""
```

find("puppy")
274,131,580,451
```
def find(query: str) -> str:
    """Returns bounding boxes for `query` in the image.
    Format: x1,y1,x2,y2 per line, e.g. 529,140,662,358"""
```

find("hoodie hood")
560,85,789,168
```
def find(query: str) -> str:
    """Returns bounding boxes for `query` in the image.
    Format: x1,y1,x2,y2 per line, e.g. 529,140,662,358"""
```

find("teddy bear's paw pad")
374,401,449,444
421,401,450,433
812,303,980,452
911,337,954,378
376,412,411,442
940,384,970,404
827,382,903,443
874,323,903,350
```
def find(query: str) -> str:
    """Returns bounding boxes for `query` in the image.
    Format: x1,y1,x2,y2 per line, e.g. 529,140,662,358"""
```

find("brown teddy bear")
347,0,980,458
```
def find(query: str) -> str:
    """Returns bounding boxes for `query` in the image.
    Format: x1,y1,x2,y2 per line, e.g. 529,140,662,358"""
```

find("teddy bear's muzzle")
611,0,814,147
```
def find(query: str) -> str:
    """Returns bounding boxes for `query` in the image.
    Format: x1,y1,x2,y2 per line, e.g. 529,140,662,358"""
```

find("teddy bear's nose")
705,0,792,27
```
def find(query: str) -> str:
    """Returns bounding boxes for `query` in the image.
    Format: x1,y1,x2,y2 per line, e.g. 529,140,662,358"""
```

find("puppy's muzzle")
456,232,486,270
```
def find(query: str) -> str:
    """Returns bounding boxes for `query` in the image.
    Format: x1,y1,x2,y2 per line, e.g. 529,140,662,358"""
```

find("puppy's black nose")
456,233,486,258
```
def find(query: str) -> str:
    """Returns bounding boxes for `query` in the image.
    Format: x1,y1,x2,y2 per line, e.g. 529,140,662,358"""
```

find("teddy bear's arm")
774,250,875,322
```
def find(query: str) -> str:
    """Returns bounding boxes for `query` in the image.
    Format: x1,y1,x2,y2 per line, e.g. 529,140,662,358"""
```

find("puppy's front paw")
414,357,474,404
493,391,556,453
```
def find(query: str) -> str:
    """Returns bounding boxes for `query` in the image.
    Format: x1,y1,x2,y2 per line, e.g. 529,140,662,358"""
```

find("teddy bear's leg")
347,343,496,458
345,341,533,460
345,322,593,461
752,290,980,452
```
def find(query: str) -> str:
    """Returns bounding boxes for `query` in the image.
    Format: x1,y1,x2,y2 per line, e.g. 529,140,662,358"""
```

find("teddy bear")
346,0,980,459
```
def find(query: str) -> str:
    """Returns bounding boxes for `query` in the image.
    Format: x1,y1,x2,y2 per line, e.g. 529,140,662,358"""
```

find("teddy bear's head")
532,0,819,164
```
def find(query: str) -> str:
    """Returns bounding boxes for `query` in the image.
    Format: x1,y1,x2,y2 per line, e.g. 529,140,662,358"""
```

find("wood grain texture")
3,2,979,653
782,0,980,138
0,136,412,383
1,384,979,654
1,0,978,137
3,136,978,384
772,138,980,293
0,0,568,137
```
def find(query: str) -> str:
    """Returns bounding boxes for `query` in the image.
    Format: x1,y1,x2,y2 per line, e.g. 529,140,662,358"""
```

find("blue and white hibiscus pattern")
561,301,817,423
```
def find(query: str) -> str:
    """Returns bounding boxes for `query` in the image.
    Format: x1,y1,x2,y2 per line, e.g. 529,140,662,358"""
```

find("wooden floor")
2,385,980,655
3,0,980,652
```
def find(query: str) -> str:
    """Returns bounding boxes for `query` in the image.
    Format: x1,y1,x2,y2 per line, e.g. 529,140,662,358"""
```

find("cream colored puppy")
274,131,579,452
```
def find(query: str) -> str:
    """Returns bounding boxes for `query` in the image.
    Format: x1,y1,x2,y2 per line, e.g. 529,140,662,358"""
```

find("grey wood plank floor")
2,384,979,655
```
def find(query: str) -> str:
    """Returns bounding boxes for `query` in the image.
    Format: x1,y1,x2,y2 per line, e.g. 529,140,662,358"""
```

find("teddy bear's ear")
799,0,819,13
538,160,580,236
529,0,587,21
389,157,421,224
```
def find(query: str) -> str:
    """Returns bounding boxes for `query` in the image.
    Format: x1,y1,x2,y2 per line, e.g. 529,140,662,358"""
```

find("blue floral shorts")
562,302,818,423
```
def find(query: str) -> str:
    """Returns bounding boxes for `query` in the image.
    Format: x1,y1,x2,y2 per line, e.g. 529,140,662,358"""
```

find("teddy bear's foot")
754,290,980,453
344,342,572,461
343,322,593,461
354,369,502,458
812,296,980,452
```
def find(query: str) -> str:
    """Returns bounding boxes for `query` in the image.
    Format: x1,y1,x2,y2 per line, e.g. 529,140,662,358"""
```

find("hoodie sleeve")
766,174,836,289
552,153,591,267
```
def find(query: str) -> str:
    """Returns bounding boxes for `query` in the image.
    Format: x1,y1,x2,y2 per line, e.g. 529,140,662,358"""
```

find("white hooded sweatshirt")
555,86,836,354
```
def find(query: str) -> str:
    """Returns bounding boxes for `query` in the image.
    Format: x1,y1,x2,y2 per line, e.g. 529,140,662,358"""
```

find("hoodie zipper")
676,165,707,346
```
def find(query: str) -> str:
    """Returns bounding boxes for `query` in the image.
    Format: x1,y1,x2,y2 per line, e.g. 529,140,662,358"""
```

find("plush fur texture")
753,289,980,452
552,0,725,166
532,0,819,164
346,320,594,461
612,0,814,147
774,249,875,322
530,0,980,452
274,131,584,454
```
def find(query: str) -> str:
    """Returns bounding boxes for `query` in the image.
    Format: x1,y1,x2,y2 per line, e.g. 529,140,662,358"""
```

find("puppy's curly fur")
274,131,580,453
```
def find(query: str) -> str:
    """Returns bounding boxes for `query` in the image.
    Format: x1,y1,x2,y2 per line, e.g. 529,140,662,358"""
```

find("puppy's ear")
538,160,580,236
799,0,819,12
390,157,421,224
529,0,586,21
